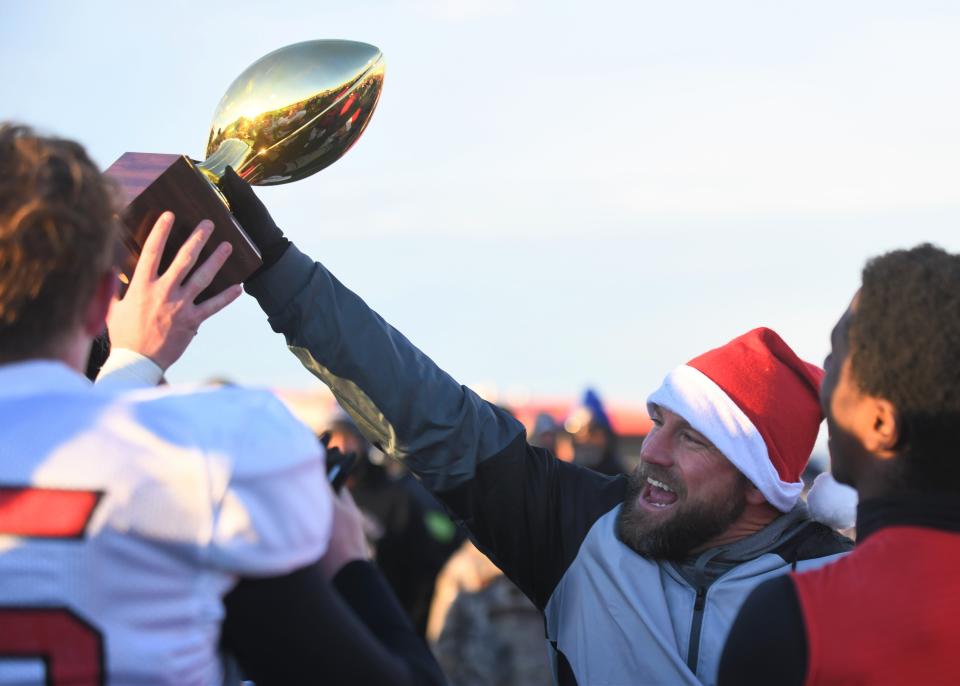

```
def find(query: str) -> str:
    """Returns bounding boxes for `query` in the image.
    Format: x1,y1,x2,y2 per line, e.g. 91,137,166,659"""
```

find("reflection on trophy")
105,39,385,299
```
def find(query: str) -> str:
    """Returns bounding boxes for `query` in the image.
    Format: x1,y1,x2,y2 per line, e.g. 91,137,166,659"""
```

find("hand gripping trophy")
105,39,385,299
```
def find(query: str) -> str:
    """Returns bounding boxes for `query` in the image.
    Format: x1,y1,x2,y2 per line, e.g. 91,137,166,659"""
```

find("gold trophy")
105,39,385,299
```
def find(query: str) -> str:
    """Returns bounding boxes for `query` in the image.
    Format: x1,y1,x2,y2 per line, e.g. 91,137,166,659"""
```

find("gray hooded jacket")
246,246,852,685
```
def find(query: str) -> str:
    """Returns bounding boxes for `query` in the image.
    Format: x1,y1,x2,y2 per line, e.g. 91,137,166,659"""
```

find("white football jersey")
0,361,332,685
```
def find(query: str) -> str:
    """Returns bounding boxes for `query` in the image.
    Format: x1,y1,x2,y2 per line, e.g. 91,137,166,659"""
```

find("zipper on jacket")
686,586,707,674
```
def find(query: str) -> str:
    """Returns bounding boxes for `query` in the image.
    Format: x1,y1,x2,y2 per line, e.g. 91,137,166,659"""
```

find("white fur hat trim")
806,472,858,530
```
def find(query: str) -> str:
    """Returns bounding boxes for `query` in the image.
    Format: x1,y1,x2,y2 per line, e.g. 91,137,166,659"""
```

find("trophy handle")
197,139,253,184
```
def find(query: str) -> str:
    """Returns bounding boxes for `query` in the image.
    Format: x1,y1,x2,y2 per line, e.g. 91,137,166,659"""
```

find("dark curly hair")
849,243,960,489
0,124,120,360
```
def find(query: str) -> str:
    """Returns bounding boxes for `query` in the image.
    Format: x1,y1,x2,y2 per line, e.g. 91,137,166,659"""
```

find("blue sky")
2,0,958,412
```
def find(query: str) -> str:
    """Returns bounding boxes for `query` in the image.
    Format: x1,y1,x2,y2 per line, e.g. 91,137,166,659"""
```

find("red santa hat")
647,327,824,512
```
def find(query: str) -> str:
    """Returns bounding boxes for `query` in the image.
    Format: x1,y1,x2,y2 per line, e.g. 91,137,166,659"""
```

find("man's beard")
616,465,747,561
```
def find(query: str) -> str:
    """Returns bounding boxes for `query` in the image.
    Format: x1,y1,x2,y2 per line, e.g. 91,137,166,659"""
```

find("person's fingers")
162,220,214,286
183,241,232,299
133,211,175,285
193,283,243,322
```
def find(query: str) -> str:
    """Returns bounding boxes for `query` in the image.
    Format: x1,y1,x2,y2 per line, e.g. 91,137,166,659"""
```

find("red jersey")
792,526,960,685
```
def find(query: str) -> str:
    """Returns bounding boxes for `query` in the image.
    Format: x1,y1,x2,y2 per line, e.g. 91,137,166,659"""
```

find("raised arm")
246,242,522,490
221,170,626,608
220,169,521,492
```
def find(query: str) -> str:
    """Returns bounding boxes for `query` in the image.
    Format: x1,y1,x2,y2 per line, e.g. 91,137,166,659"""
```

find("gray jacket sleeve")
246,244,628,611
244,244,525,492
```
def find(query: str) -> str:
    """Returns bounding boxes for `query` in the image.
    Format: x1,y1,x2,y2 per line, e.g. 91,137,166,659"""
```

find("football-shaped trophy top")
105,39,385,299
200,39,385,186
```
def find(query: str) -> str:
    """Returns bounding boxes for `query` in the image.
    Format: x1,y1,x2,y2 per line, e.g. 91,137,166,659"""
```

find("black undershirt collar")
856,492,960,543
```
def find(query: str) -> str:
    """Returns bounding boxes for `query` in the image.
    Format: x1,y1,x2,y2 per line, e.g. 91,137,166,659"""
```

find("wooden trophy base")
104,153,262,301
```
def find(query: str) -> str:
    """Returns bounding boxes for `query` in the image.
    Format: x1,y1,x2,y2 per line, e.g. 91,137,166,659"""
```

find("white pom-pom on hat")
806,472,858,530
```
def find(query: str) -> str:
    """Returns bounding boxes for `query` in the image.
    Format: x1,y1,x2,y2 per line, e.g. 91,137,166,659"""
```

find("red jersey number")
0,487,105,683
0,607,104,686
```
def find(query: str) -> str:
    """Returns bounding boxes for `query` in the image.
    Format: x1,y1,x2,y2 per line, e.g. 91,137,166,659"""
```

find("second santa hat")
647,327,824,512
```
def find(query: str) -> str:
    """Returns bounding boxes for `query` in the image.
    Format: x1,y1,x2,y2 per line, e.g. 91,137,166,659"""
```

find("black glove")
218,166,291,280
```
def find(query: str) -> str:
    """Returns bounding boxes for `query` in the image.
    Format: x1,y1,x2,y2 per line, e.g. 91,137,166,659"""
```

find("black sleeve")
221,559,446,686
717,575,807,686
438,434,628,610
245,245,627,612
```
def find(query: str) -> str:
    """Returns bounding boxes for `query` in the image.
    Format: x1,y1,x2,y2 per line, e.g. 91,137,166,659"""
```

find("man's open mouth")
639,476,679,510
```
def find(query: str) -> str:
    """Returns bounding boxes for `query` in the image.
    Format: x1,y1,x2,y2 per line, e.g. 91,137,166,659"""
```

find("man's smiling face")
616,403,749,560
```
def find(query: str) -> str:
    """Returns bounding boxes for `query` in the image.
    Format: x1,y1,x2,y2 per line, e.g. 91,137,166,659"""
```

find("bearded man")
106,172,853,685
